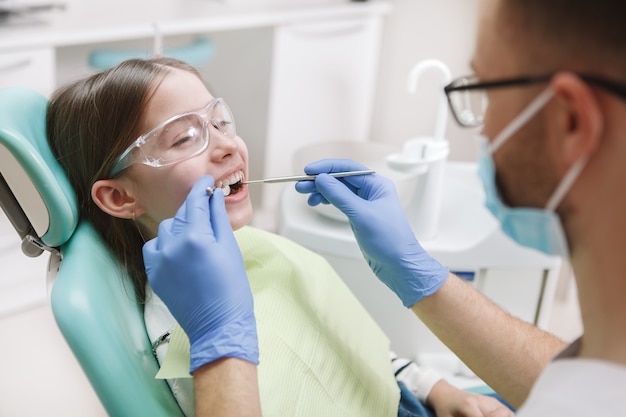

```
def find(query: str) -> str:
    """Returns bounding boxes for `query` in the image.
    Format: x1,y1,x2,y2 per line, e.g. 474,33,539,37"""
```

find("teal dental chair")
0,87,185,417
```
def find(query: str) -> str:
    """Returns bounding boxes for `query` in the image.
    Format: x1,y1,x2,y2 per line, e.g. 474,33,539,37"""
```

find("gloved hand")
295,159,449,308
143,176,258,372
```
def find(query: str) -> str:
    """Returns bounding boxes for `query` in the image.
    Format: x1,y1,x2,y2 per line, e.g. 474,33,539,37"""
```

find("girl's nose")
208,127,238,160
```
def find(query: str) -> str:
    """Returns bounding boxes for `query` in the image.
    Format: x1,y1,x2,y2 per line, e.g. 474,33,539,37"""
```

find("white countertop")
0,0,392,50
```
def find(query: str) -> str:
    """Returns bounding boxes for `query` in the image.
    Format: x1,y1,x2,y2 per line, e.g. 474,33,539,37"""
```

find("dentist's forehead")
473,0,527,77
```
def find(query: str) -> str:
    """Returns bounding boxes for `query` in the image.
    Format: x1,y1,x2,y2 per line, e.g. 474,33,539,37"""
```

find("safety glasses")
108,97,236,177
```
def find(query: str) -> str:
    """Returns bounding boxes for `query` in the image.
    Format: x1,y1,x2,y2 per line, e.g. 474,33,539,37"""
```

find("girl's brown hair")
46,57,202,303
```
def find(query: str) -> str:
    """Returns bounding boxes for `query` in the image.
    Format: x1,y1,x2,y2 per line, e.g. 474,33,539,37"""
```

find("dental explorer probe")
206,169,375,196
243,169,375,184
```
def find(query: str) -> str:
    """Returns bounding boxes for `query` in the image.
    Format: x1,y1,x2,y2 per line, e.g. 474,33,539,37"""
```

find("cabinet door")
260,16,383,222
0,48,55,97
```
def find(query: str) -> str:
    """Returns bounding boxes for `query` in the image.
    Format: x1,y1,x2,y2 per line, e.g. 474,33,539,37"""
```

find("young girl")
46,57,511,417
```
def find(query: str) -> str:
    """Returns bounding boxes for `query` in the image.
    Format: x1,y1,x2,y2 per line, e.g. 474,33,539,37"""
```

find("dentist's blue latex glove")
295,159,449,308
143,176,258,373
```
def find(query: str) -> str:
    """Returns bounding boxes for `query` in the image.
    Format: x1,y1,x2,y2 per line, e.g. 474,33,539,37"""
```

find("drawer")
0,47,55,97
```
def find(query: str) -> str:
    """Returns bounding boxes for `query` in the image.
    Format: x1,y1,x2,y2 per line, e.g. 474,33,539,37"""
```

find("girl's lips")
224,182,248,204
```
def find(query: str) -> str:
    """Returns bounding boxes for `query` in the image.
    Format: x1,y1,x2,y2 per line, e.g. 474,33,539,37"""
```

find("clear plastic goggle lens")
206,99,236,138
140,115,207,167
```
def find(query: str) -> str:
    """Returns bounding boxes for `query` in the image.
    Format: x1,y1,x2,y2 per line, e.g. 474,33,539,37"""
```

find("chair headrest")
0,87,78,256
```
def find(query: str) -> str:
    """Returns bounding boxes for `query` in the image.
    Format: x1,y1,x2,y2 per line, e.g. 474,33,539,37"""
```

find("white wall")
372,0,480,162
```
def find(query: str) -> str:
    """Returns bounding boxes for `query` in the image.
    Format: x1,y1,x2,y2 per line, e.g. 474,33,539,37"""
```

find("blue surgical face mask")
477,88,588,258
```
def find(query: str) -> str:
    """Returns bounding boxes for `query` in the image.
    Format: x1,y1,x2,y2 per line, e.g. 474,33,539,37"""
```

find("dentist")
299,0,626,415
143,0,626,416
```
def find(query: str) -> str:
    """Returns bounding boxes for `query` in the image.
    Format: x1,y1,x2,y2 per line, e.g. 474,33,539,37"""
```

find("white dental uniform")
516,338,626,416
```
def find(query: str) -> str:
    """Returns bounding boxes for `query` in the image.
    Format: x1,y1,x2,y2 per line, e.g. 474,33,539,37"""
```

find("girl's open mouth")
215,170,244,196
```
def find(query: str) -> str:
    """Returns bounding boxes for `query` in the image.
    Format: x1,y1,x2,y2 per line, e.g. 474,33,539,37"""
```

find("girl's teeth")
215,171,242,196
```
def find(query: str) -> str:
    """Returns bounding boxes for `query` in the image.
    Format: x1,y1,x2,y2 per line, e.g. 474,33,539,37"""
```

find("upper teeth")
215,171,243,196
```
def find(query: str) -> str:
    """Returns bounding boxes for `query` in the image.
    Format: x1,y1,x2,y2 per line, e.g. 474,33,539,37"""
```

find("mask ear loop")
489,88,556,154
546,155,589,211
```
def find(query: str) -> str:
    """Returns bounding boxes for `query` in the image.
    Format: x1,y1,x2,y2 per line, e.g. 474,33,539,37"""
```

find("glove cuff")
401,265,449,308
189,320,259,373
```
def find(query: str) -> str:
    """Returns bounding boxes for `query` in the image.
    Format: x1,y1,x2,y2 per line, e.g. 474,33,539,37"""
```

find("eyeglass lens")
447,79,489,127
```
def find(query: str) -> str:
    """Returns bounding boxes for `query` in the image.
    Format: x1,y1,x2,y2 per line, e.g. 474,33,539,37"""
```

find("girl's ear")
91,179,143,219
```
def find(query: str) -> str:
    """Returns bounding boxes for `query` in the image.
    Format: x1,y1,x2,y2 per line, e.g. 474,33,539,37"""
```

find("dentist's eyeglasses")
108,97,236,177
444,73,626,128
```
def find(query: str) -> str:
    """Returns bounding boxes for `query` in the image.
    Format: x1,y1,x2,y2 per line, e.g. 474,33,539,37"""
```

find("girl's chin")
225,199,253,231
229,215,253,231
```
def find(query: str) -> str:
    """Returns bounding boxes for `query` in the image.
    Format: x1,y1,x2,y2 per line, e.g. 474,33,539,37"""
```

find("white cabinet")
0,47,55,97
257,16,384,228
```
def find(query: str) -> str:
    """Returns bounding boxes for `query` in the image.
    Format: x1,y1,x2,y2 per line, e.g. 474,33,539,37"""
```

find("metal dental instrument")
243,169,375,184
206,169,375,196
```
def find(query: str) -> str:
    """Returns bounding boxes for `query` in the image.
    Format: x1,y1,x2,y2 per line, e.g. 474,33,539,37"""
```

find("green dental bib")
157,226,399,417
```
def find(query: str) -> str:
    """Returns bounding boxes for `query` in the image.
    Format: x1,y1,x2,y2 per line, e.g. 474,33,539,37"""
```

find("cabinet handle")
0,58,32,73
285,22,367,39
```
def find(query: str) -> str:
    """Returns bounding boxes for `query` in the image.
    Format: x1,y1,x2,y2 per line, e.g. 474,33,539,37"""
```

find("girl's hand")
427,380,514,417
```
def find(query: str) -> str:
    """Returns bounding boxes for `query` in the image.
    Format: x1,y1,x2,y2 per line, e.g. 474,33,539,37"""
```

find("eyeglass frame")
444,73,626,128
107,97,235,178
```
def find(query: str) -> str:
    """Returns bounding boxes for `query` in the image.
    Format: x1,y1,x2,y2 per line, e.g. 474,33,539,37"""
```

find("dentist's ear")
92,178,145,219
549,72,603,168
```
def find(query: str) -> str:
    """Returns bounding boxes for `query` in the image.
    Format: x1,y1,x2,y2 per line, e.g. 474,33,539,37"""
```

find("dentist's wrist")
189,319,259,373
400,264,450,308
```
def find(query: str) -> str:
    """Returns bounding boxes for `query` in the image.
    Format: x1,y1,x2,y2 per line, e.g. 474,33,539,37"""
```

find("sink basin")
292,140,424,222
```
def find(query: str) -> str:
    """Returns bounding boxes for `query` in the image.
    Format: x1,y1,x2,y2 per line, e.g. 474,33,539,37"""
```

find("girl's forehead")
155,69,213,108
142,70,213,130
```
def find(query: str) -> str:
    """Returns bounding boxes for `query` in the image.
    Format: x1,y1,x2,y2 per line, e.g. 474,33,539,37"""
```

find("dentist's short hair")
498,0,626,73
